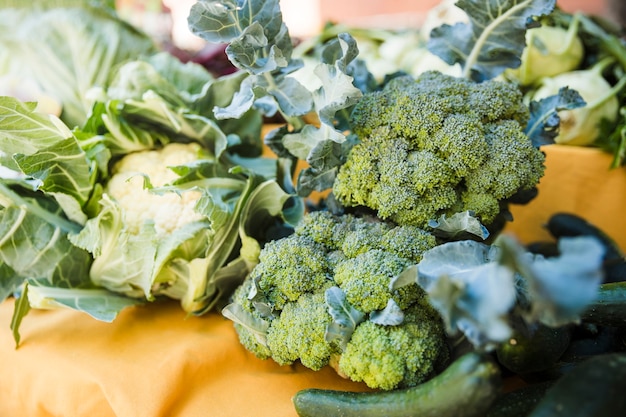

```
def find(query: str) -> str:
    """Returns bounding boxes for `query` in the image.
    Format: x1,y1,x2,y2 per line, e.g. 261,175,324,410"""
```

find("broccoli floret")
334,71,545,229
266,286,337,370
254,234,330,309
338,302,450,390
380,225,438,263
334,249,412,313
224,211,449,390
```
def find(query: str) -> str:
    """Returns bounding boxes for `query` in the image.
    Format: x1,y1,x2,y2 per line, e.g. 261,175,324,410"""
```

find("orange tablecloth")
504,145,626,252
0,145,624,417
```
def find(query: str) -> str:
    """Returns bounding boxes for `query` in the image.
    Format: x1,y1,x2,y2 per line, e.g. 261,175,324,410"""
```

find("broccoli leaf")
428,211,490,240
525,87,587,147
222,302,270,346
189,0,313,120
369,299,404,326
188,0,282,45
498,235,605,326
324,286,366,351
417,240,517,348
428,0,556,81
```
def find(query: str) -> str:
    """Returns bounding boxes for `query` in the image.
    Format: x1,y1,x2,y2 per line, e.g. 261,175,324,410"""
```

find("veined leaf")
324,286,365,351
188,0,283,45
0,96,73,156
26,281,143,322
525,87,586,147
428,0,556,81
14,138,92,206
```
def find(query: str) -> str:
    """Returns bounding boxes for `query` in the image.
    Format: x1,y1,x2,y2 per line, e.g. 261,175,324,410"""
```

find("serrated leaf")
428,0,556,81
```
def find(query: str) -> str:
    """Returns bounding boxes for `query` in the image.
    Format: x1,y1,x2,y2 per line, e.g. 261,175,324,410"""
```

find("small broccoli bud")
266,288,337,370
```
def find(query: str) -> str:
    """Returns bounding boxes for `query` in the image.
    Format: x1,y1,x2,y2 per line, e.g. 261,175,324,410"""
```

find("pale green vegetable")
532,59,626,145
505,14,584,86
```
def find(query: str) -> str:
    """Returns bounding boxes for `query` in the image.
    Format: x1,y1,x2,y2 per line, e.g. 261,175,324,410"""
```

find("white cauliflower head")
106,142,206,236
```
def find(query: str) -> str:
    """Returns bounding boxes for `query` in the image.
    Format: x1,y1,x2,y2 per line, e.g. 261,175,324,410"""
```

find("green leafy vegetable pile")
0,1,302,345
186,0,626,415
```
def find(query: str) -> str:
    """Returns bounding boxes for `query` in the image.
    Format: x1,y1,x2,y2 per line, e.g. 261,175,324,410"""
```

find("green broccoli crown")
227,211,448,389
338,301,450,390
334,71,545,228
266,286,337,370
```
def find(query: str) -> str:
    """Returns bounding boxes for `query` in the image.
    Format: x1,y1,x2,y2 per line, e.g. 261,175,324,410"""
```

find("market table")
0,145,625,417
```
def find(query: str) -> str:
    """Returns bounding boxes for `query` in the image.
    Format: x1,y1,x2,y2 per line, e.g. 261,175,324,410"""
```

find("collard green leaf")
428,0,556,81
525,86,587,147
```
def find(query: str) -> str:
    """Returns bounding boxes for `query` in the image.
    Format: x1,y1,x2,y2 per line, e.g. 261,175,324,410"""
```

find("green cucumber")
527,353,626,417
546,213,623,260
292,352,501,417
485,380,554,417
496,324,572,375
582,281,626,326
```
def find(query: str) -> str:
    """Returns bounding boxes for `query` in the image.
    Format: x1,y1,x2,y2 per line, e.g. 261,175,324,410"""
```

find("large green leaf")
428,0,556,81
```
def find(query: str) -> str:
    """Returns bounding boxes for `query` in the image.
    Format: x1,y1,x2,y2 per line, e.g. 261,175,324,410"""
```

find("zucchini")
496,324,572,375
582,281,626,326
527,353,626,417
485,380,554,417
546,213,623,260
292,352,501,417
547,213,625,282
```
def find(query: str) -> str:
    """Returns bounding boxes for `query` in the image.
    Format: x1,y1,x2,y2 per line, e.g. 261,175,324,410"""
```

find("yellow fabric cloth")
504,146,626,251
0,145,624,417
0,299,370,417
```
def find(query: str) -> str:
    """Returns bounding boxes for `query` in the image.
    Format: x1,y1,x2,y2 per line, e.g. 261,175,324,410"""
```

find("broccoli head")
223,211,449,390
338,301,450,390
333,71,545,229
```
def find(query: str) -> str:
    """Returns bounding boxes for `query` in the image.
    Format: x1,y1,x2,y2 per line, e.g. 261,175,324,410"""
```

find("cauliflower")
106,142,206,236
223,211,449,390
333,71,545,229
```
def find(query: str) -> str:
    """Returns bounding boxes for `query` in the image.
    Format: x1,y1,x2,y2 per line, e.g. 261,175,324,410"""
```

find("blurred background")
116,0,620,52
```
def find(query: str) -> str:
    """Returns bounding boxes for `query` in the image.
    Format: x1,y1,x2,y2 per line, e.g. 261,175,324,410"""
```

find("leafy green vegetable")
188,0,365,197
416,235,605,349
525,86,586,146
0,4,156,128
428,0,556,81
